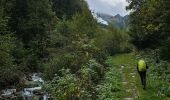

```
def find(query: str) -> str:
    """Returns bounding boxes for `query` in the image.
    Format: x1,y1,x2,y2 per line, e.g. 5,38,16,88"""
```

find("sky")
86,0,129,16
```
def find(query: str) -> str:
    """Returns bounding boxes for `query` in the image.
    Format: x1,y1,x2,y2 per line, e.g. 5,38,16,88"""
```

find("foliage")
0,34,19,89
0,0,132,97
43,10,109,99
95,24,131,55
50,0,86,19
127,1,170,97
7,0,56,72
137,50,170,97
44,10,100,79
0,5,21,88
160,37,170,61
96,57,122,100
127,0,170,49
80,59,105,85
44,53,78,80
44,69,82,100
44,59,105,99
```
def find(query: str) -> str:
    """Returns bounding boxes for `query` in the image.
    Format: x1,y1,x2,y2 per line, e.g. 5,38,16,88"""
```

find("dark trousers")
138,71,146,89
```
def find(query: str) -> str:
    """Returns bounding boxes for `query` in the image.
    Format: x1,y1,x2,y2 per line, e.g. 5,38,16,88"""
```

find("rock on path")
124,98,134,100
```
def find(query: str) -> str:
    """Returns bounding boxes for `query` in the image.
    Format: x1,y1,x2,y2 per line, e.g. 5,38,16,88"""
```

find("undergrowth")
96,57,122,100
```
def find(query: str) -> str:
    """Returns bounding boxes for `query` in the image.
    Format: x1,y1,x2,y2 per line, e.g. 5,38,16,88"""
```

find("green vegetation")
126,0,170,99
110,53,138,99
0,0,170,100
137,50,170,99
96,57,122,100
105,53,169,100
43,10,129,99
0,0,130,98
127,0,170,51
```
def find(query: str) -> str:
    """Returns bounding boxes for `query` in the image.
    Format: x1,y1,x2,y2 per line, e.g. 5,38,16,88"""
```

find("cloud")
86,0,129,16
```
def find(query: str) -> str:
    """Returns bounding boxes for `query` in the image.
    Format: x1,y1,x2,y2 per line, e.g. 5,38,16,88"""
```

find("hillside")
96,13,129,29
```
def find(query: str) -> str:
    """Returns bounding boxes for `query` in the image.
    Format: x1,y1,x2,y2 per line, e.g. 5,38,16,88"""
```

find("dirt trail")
121,65,139,100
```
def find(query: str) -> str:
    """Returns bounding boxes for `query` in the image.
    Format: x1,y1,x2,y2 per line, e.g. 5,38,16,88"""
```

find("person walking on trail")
137,59,148,90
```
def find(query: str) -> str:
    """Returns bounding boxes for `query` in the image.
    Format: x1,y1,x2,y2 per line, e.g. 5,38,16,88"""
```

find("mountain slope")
97,13,129,29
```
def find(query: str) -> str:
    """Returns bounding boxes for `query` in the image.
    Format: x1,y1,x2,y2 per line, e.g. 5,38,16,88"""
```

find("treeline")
127,0,170,61
0,0,84,88
127,0,170,97
0,0,130,99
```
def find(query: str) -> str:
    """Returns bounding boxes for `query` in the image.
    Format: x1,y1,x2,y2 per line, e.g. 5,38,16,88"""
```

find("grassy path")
110,53,169,100
111,53,138,100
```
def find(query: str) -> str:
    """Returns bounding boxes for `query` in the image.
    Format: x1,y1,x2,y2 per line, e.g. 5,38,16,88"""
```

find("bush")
43,53,77,80
44,59,105,99
160,37,170,61
44,11,101,80
94,24,131,56
80,59,104,85
96,58,122,100
44,69,91,99
0,34,20,89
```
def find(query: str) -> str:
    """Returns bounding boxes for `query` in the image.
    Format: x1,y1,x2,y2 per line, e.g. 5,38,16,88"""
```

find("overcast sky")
86,0,129,16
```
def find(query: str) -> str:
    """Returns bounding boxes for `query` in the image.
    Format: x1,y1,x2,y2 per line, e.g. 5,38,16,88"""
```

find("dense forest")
0,0,170,100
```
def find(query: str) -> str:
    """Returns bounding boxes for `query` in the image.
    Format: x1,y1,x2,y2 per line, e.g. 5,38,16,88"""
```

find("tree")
0,2,19,88
8,0,55,71
51,0,84,19
127,0,170,61
127,0,170,49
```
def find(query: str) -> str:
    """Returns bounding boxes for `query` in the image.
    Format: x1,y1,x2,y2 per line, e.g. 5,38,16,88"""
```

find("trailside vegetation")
1,0,170,99
0,0,130,99
127,0,170,98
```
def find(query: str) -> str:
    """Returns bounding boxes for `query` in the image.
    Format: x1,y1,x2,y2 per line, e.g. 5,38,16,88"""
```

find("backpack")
138,60,146,72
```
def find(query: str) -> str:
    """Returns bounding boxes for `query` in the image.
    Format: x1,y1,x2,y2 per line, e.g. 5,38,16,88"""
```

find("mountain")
92,13,109,25
96,13,129,29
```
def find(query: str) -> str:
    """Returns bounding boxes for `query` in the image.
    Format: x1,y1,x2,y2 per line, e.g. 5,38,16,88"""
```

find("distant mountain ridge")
96,13,129,29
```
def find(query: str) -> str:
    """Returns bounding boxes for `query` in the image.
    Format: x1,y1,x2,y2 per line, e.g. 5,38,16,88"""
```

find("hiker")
137,59,148,89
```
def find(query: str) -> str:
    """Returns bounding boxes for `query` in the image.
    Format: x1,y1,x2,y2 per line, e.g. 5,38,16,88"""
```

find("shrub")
44,69,91,99
94,24,131,56
96,58,122,100
0,34,20,89
160,37,170,61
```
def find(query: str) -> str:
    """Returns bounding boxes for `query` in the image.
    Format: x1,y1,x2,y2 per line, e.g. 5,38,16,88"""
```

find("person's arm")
146,64,149,69
137,64,139,72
